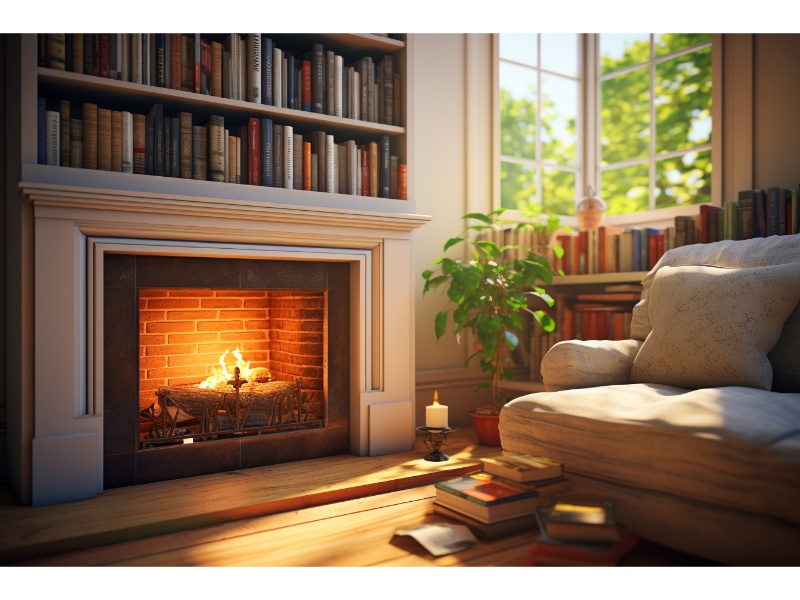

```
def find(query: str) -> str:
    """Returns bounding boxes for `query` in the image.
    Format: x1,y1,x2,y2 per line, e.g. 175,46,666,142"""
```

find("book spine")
325,134,335,193
38,34,47,67
155,33,166,87
59,100,70,167
180,35,193,93
70,118,83,168
178,112,193,179
210,41,223,97
109,34,119,79
281,56,287,107
272,46,283,108
380,136,390,198
47,34,66,70
286,54,296,110
110,110,122,172
45,109,60,166
208,115,225,182
83,34,93,76
82,102,98,170
325,50,335,116
390,155,398,199
284,125,294,190
398,163,407,200
368,141,378,197
71,34,83,74
194,33,201,94
37,97,46,165
273,123,284,188
767,188,779,236
170,117,180,177
361,146,368,196
261,117,273,187
200,39,211,95
99,34,109,78
248,34,261,103
303,141,311,191
226,134,237,183
311,43,324,113
248,117,260,185
779,188,789,235
163,116,171,177
169,34,181,90
132,113,145,174
97,107,111,171
293,133,303,190
121,111,133,173
381,55,393,125
192,124,207,180
131,34,142,84
347,140,357,195
311,154,319,192
334,54,343,118
301,59,311,111
337,143,346,194
154,104,164,177
261,37,273,106
144,105,155,175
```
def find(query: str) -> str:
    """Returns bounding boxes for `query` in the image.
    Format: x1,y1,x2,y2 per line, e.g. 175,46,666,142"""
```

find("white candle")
426,390,448,429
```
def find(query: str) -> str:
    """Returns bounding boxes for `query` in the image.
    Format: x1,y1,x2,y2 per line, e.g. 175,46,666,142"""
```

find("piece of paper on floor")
395,522,478,556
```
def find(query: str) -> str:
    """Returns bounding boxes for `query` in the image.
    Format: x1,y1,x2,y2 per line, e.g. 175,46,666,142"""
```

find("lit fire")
199,347,252,389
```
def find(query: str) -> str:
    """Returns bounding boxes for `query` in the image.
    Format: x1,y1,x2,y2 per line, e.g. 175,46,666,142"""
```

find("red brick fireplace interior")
103,253,350,489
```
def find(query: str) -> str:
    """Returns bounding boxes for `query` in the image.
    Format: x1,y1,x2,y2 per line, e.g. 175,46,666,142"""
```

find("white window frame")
494,33,722,230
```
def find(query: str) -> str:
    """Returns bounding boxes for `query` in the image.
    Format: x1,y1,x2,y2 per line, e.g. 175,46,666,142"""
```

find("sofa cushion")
498,383,800,525
630,262,800,390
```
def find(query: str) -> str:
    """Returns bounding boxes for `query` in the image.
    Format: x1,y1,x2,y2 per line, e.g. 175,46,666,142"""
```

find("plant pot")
469,411,502,447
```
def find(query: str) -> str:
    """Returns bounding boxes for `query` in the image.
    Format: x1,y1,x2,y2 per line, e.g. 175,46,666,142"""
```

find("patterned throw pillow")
630,263,800,390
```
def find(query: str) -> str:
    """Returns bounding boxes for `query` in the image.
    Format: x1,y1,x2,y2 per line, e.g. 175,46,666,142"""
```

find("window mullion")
649,34,657,211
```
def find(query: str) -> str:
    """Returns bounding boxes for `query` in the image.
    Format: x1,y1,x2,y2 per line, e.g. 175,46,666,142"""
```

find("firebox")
104,254,351,488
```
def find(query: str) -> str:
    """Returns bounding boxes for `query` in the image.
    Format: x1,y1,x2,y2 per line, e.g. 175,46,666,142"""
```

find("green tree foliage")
501,33,712,217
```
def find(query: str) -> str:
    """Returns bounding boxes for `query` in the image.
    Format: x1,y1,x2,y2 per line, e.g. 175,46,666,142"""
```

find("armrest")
541,339,643,392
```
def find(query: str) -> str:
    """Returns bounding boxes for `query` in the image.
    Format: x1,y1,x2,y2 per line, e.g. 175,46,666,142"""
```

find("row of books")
36,98,408,200
715,187,800,241
432,453,571,539
38,34,401,127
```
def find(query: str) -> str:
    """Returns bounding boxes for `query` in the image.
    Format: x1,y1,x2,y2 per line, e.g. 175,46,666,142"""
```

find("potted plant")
421,208,562,446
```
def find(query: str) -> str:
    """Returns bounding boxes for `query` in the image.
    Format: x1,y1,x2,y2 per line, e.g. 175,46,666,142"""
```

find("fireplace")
22,183,429,505
103,254,351,488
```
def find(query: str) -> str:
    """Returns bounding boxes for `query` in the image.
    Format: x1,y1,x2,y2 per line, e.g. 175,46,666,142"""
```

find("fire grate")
139,375,323,448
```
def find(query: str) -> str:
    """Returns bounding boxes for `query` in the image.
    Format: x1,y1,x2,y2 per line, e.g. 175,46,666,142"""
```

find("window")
498,33,713,219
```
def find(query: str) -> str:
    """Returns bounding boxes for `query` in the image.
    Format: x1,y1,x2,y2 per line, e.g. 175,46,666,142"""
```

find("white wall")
412,34,495,427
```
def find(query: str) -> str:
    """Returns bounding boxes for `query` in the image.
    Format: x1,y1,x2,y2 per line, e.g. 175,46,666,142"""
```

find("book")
121,111,133,174
248,118,261,186
132,113,146,175
110,110,122,172
227,133,238,183
261,36,273,106
69,118,83,168
736,191,754,240
286,53,296,110
260,117,273,187
193,34,202,95
272,45,282,108
398,163,407,200
247,34,261,103
181,35,194,93
37,97,46,164
537,501,620,543
699,204,723,244
208,115,225,182
59,100,71,167
284,125,293,189
192,124,207,180
311,43,324,113
432,502,539,539
200,38,211,95
82,102,98,170
293,133,303,191
45,109,59,166
303,141,312,191
97,107,111,171
273,123,284,188
210,41,223,97
481,453,563,483
434,487,543,524
526,530,639,566
325,134,335,193
435,472,540,505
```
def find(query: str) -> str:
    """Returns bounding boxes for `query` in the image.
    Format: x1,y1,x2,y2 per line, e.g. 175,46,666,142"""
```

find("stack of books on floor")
524,500,638,566
432,453,572,539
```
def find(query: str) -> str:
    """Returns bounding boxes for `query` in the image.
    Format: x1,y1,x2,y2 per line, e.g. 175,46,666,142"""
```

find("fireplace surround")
21,182,429,505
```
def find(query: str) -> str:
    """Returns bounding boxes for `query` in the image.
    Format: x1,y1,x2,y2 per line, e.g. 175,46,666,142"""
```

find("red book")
93,34,101,77
577,231,588,275
170,34,181,90
301,59,312,111
598,226,623,273
398,163,407,200
303,141,311,190
201,39,211,95
247,117,260,186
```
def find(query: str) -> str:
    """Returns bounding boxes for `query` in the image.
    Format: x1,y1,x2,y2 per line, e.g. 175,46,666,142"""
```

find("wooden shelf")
551,272,649,287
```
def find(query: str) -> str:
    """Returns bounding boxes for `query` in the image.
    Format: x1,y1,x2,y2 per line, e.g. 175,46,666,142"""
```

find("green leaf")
533,310,557,333
423,275,449,295
443,237,465,252
552,244,565,259
463,212,493,224
421,269,434,280
434,310,449,340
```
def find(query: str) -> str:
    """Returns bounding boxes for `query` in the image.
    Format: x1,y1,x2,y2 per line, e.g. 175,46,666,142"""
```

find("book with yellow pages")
537,501,620,543
481,452,563,482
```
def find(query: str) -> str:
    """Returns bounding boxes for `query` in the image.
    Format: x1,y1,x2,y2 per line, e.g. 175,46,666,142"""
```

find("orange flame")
199,347,252,389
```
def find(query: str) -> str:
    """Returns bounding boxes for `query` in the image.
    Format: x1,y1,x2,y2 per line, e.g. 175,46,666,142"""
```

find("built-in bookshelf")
23,33,415,215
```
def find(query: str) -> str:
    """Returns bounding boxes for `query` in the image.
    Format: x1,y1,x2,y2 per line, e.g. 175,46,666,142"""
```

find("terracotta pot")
470,412,502,447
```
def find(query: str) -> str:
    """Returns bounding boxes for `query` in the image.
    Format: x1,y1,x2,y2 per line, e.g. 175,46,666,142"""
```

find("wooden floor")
0,427,711,567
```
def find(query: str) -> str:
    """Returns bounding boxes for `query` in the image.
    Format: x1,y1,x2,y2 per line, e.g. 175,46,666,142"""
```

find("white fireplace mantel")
20,182,430,506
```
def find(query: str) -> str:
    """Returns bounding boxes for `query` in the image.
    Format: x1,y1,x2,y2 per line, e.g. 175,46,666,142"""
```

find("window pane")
600,33,650,75
501,161,537,210
500,62,537,159
655,33,711,56
542,167,576,216
541,74,577,167
655,150,711,209
499,33,537,66
541,34,578,77
601,68,650,165
655,47,712,154
601,163,650,215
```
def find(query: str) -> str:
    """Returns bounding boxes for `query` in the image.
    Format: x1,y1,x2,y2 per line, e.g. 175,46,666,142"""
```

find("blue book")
261,117,273,186
155,34,166,87
37,96,46,164
767,187,780,236
261,37,273,106
380,135,391,198
286,54,296,110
